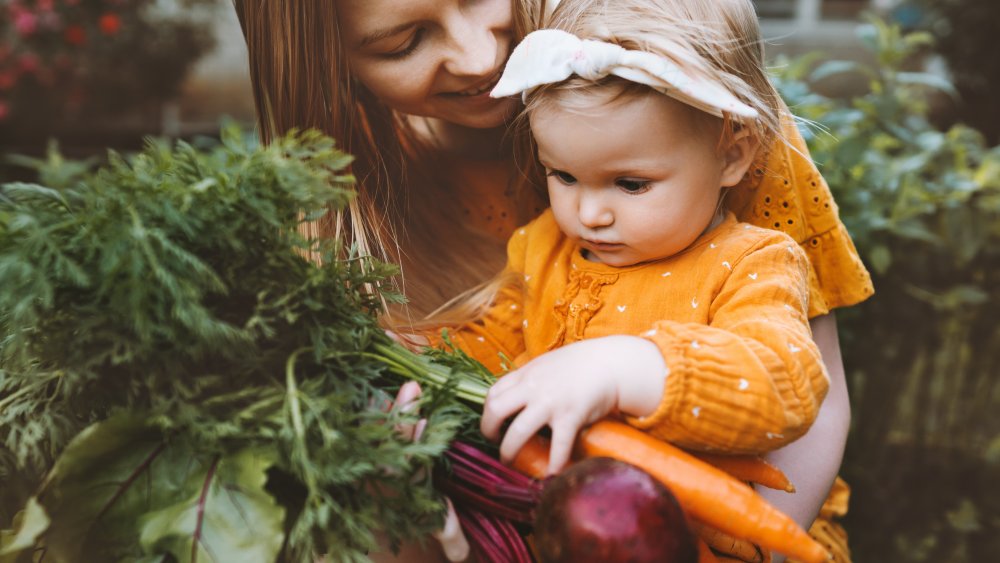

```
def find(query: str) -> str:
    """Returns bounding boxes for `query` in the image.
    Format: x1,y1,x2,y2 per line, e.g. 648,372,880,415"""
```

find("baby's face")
532,93,737,267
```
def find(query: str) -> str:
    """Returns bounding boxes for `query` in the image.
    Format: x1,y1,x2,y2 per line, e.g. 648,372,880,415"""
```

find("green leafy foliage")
773,16,1000,562
0,125,476,561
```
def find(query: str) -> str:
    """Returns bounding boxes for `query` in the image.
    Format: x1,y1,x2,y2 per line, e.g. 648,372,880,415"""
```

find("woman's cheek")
359,62,436,111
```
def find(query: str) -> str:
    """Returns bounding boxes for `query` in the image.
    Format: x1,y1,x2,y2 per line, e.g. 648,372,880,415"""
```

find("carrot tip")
785,484,796,493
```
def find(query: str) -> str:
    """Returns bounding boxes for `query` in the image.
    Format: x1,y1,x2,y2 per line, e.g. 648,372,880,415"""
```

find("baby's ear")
719,126,759,188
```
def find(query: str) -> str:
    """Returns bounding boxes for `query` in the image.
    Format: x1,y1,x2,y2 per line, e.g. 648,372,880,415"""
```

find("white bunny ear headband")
490,28,758,120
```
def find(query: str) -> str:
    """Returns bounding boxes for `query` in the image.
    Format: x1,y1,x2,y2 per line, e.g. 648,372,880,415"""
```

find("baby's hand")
480,335,667,475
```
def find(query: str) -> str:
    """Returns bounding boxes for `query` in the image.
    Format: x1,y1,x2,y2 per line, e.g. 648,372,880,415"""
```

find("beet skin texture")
534,456,699,563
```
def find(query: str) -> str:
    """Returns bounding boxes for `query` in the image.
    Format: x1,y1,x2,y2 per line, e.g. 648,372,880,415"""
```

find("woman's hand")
393,381,471,562
480,335,667,475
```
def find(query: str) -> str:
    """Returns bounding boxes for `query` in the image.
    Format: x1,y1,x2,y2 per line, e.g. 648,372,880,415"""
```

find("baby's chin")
583,249,665,268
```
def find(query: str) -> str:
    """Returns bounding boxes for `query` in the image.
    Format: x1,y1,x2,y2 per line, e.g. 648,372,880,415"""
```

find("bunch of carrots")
377,343,829,563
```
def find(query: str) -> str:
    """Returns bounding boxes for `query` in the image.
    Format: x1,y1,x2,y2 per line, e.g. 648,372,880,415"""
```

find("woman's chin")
440,96,519,129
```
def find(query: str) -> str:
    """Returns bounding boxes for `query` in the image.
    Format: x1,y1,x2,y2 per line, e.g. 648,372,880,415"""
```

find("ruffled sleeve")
626,233,830,454
726,114,874,317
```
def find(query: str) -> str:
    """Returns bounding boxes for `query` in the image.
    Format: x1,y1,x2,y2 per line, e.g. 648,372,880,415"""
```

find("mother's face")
339,0,518,129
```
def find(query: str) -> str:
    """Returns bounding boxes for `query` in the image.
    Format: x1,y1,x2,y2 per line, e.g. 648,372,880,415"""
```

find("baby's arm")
627,234,829,454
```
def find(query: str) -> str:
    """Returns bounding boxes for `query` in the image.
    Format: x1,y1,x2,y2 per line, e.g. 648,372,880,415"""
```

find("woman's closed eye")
615,178,652,194
547,169,577,186
381,28,426,59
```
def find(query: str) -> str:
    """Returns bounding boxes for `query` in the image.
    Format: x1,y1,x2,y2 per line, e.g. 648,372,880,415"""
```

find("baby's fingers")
480,386,527,441
498,407,549,465
545,418,582,476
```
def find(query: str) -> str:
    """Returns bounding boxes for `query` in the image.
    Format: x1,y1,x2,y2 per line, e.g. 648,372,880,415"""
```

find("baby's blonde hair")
520,0,785,168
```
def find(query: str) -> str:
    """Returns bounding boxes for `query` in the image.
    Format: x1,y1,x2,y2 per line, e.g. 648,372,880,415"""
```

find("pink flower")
14,11,38,36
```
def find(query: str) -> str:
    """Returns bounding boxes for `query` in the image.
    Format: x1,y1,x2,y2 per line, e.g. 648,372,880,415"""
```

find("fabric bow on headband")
490,29,758,120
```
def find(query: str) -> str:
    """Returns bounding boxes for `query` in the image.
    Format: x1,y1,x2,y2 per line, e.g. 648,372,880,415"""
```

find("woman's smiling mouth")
448,68,503,97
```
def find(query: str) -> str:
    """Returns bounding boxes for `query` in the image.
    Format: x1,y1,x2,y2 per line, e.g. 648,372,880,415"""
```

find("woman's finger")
396,380,422,408
432,498,471,562
394,381,423,441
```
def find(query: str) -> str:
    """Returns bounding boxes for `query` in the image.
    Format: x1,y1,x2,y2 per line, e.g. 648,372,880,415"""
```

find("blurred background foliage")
910,0,1000,143
1,1,999,561
0,0,215,146
773,15,1000,562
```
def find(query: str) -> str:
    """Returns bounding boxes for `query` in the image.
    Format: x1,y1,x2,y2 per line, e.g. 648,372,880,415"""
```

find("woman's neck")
408,116,511,161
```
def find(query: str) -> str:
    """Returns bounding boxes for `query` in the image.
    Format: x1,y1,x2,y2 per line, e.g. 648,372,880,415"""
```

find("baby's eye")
547,170,577,186
616,178,652,194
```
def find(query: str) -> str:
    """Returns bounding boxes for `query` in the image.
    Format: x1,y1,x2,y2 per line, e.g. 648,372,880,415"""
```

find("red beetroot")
534,457,698,563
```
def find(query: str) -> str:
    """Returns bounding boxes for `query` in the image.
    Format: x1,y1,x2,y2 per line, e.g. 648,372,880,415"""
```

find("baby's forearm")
609,335,668,418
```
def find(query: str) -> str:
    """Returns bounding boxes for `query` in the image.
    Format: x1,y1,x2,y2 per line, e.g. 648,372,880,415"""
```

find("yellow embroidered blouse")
443,210,830,454
457,116,874,319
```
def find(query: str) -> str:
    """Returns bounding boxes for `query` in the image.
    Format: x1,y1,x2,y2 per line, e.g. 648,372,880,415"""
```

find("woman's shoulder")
706,214,806,264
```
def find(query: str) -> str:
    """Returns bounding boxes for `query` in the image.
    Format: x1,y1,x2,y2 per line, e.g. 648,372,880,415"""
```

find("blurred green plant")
0,0,214,138
909,0,1000,143
772,16,1000,562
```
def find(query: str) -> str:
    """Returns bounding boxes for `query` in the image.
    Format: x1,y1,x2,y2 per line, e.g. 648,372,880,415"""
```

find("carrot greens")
0,127,478,562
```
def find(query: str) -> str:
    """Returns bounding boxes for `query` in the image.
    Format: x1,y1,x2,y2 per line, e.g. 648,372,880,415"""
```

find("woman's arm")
758,312,851,562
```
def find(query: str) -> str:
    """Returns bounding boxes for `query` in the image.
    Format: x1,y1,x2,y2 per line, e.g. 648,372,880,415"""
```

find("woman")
233,1,872,561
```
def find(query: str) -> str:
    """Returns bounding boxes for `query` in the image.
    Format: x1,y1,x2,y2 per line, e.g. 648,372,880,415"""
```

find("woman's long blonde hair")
232,1,552,320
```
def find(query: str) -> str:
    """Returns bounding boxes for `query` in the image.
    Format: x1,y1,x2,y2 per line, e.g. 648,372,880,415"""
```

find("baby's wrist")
610,336,667,418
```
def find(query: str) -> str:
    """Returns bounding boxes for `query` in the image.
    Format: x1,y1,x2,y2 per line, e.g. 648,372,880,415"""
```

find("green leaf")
809,60,873,83
945,499,982,533
896,72,959,99
984,434,1000,465
139,448,285,563
0,498,50,561
32,414,282,562
869,244,892,275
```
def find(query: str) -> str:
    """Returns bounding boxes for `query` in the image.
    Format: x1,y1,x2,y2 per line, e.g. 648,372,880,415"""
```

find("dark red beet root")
535,457,698,563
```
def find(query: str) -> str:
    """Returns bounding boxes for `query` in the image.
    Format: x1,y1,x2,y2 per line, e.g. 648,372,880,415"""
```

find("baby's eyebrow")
357,22,414,49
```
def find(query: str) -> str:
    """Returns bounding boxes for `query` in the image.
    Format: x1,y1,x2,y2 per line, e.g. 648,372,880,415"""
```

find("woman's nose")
442,15,497,77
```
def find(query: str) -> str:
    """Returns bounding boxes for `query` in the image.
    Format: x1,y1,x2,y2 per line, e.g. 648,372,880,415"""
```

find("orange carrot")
698,538,721,563
571,420,828,563
692,522,767,562
511,433,552,479
692,452,796,493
